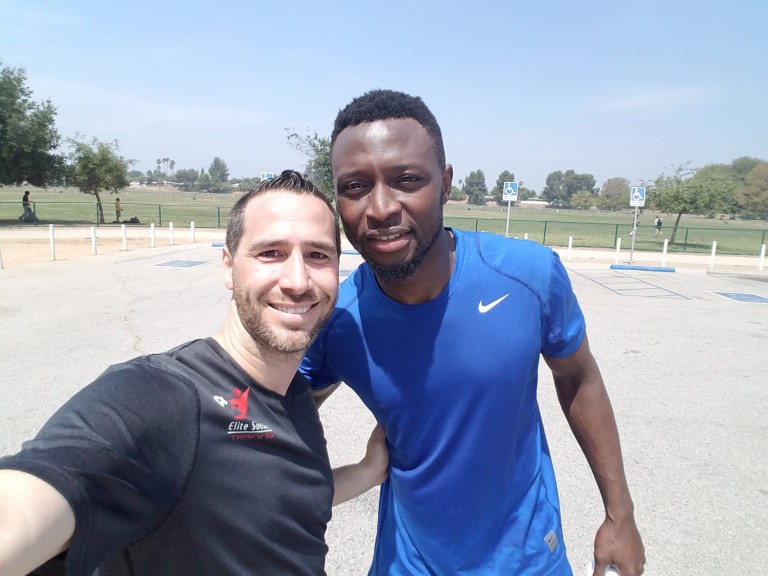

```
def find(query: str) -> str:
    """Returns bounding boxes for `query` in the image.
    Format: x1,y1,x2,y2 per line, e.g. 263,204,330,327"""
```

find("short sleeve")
300,330,340,390
541,252,586,358
0,359,200,575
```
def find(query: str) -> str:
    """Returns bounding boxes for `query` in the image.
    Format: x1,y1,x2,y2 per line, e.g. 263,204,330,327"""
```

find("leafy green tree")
541,170,595,207
541,171,565,206
175,168,199,191
67,136,131,223
599,177,630,211
449,185,466,201
563,170,596,200
208,157,229,192
0,62,65,186
571,190,597,210
490,170,515,204
737,162,768,218
463,170,488,205
730,156,763,180
652,163,739,243
519,186,536,201
127,169,146,183
286,128,333,200
197,171,212,192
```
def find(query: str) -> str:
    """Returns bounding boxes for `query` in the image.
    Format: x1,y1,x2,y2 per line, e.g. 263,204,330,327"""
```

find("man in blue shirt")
301,90,645,576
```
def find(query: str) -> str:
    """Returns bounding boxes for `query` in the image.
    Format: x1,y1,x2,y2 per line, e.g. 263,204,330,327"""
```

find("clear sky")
1,0,765,193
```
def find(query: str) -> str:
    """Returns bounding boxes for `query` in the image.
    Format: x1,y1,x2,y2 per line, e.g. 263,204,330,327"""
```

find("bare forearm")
332,462,383,506
558,373,634,518
547,338,645,574
331,424,388,506
0,470,74,576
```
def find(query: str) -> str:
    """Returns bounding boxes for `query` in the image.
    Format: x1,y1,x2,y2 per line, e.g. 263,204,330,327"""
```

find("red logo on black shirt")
213,387,275,441
229,387,250,420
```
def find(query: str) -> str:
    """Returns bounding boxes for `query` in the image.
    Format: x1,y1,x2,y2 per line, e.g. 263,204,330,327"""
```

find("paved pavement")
0,229,766,575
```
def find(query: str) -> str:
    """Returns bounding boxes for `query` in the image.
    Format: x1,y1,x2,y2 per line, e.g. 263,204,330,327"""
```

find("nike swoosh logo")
478,294,509,313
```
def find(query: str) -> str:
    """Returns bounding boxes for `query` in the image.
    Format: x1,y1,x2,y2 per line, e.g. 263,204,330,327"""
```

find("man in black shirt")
0,170,388,576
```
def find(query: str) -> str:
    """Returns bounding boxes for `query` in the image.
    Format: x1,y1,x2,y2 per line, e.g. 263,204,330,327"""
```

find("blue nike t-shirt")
301,228,585,575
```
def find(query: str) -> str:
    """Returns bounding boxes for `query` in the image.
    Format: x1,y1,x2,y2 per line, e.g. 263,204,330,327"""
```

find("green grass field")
1,185,766,255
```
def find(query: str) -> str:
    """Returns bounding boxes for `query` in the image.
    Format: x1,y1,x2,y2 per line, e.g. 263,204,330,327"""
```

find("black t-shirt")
0,338,333,575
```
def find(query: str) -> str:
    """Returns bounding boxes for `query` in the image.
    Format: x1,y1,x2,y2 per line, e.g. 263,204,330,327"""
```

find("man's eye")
309,252,329,260
260,250,279,258
398,175,420,185
339,182,365,195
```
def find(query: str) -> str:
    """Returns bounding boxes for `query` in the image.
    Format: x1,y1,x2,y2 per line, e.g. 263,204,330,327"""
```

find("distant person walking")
629,213,639,237
19,191,36,223
654,216,663,237
115,197,123,222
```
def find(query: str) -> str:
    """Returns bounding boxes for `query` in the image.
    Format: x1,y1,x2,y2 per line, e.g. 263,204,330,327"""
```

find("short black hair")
225,169,340,256
331,89,445,168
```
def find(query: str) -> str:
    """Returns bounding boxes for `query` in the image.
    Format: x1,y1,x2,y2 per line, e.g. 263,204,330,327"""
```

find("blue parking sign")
503,181,519,201
630,186,646,207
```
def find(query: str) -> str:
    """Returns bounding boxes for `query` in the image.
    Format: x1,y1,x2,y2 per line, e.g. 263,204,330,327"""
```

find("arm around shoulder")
331,425,388,506
0,469,75,576
313,381,341,409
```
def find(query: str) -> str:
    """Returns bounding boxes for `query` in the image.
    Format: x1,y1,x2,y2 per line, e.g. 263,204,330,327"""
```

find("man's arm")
313,381,341,409
544,335,646,576
331,425,388,506
0,469,75,576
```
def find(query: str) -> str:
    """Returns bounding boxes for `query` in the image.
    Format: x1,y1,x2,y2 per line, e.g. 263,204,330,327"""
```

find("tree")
737,162,768,218
127,169,146,184
208,157,229,192
541,170,595,207
571,190,597,210
67,136,131,223
730,156,763,180
197,171,212,192
175,168,199,191
599,177,630,211
490,170,515,204
652,163,739,243
286,128,333,200
449,185,466,201
519,186,536,202
463,170,488,205
541,171,566,206
169,159,175,177
0,61,65,186
562,170,596,201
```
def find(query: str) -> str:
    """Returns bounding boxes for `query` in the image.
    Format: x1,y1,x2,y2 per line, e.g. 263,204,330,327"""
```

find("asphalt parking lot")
1,237,766,575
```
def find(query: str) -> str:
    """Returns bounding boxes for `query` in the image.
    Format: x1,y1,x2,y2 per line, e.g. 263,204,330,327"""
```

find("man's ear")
222,247,234,290
441,164,454,205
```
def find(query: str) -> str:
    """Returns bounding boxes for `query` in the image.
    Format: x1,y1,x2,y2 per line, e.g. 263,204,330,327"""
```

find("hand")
360,424,389,486
592,514,645,575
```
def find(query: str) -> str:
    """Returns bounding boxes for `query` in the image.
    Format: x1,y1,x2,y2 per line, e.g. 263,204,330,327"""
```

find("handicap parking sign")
630,186,646,207
503,181,519,202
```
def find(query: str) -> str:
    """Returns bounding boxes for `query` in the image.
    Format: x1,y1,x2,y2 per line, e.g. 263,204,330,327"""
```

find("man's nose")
279,253,312,294
366,182,400,224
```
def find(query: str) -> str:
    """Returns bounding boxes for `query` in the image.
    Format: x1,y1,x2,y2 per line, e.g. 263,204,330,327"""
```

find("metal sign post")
629,187,646,265
503,181,519,237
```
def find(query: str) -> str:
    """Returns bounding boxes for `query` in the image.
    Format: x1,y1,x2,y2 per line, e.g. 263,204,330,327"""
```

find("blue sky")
1,0,765,193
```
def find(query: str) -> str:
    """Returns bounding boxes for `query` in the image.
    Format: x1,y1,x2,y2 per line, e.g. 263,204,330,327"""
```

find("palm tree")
169,159,175,178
